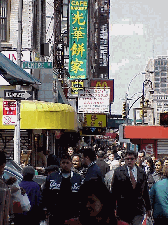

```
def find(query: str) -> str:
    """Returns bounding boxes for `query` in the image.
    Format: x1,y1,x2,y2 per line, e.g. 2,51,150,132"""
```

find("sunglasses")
125,157,135,161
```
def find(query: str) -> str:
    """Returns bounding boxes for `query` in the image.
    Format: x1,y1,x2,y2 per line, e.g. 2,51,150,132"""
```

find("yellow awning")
0,99,78,131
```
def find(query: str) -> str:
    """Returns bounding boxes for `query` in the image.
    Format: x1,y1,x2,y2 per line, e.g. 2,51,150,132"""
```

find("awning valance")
0,99,78,131
0,53,41,85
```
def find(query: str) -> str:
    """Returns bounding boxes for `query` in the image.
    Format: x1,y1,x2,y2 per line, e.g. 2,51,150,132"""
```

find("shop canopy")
0,99,78,131
0,53,41,85
124,125,168,139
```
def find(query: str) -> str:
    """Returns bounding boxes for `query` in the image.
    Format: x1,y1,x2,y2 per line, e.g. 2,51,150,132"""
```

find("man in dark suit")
81,148,104,182
96,150,110,177
111,150,151,225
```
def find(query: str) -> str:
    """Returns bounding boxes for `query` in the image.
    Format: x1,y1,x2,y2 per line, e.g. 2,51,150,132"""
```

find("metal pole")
14,0,22,164
14,100,21,163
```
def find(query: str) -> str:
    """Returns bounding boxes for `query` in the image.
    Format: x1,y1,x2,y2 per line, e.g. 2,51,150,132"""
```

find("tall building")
145,56,168,125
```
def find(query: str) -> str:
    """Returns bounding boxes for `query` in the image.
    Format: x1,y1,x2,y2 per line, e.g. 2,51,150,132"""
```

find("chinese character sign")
83,114,107,127
3,101,17,125
69,0,88,80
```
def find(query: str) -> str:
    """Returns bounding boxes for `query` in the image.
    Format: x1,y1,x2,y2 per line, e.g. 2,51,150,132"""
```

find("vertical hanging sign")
69,0,88,80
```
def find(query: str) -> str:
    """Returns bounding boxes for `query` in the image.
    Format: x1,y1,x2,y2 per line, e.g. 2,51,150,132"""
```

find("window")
161,78,166,82
155,72,160,76
161,83,166,87
155,78,160,82
155,83,159,88
161,72,167,76
0,0,8,42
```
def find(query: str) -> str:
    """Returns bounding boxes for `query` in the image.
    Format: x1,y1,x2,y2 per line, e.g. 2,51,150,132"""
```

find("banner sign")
71,80,84,96
3,100,17,125
90,79,114,102
78,88,110,113
69,0,88,80
83,114,106,127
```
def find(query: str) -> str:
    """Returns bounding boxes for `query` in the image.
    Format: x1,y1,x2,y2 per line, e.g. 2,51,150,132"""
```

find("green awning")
0,52,41,85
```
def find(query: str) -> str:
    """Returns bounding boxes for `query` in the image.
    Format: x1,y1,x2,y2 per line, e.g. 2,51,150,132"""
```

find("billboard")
69,0,88,80
83,114,106,127
90,79,114,102
78,88,110,113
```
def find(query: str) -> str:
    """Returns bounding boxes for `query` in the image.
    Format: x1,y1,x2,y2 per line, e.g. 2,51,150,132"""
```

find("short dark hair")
82,148,96,162
125,150,137,159
72,153,81,160
97,150,105,158
61,154,72,161
0,151,6,166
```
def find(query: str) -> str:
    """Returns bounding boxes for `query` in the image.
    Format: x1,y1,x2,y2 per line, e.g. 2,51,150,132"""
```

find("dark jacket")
96,159,110,177
42,171,82,222
84,162,104,182
111,165,151,223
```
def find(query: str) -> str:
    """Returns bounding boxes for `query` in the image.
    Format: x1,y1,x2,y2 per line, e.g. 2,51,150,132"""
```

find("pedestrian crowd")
1,145,168,225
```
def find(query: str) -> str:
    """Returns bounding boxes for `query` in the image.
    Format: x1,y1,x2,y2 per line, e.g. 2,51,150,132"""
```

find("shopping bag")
20,193,31,212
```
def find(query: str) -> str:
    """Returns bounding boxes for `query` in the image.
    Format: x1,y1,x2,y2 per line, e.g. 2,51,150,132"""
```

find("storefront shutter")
157,140,168,154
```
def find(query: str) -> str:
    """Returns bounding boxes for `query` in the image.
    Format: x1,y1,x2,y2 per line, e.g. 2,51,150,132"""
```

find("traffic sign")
4,90,33,100
3,100,17,125
22,61,52,69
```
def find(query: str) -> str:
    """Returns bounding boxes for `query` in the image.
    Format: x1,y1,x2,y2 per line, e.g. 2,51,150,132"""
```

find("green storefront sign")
22,61,53,69
69,0,88,80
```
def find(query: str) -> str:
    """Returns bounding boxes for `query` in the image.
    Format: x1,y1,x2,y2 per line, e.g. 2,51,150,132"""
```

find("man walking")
42,154,82,225
81,148,103,182
111,150,151,225
96,150,110,177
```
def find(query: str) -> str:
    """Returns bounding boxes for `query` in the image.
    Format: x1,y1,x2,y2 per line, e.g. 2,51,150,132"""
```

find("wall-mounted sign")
83,114,106,127
78,88,110,113
90,79,114,102
22,61,52,69
3,100,17,125
69,0,88,80
71,80,84,96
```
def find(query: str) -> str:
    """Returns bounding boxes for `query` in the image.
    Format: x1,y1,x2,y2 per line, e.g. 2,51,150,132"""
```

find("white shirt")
127,166,137,182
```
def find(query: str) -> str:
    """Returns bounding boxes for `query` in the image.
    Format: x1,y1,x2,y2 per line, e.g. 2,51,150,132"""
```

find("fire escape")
88,0,109,79
53,0,69,102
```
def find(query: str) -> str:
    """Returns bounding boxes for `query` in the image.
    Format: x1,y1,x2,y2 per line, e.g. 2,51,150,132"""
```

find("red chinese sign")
90,79,114,102
3,101,17,125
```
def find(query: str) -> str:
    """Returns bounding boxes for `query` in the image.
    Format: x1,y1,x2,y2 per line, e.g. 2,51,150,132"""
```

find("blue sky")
109,0,168,118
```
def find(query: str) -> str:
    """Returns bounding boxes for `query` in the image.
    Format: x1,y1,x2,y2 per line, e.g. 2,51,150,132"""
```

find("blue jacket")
84,162,104,182
150,178,168,218
19,180,42,211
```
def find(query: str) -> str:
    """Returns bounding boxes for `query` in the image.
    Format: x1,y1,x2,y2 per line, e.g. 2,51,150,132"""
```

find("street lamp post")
142,79,153,125
124,72,146,123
